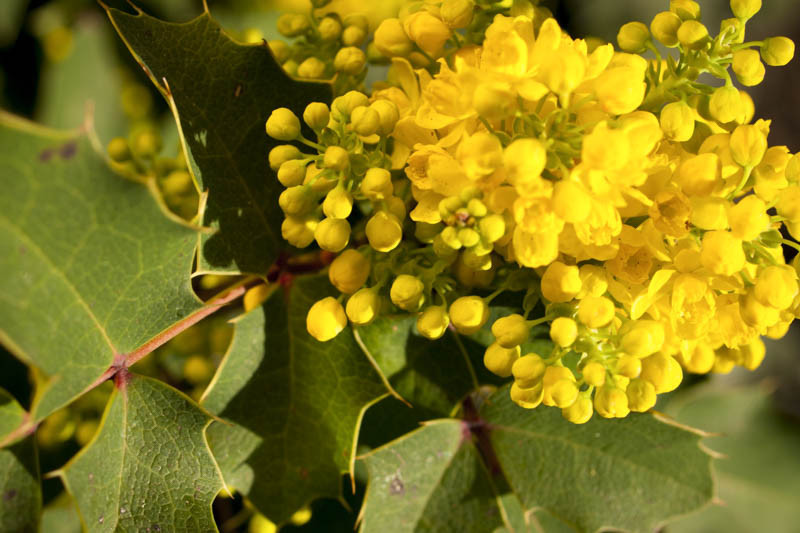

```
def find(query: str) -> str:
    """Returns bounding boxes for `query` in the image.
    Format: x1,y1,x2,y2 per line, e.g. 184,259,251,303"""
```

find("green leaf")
0,387,27,445
0,113,203,422
0,434,41,533
359,419,505,533
58,374,223,532
36,17,127,143
39,494,83,533
666,384,800,533
106,6,332,275
203,275,387,523
481,387,713,533
0,0,27,47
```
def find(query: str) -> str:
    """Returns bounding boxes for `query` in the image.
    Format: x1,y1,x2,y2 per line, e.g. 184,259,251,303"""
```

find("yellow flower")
307,297,347,341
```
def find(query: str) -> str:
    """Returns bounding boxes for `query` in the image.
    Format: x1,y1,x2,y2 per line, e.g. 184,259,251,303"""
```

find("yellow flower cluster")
267,0,800,423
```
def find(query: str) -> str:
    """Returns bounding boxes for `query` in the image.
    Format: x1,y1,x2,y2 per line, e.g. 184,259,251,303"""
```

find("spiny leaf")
480,387,714,533
58,374,223,533
105,6,332,276
0,433,40,533
0,113,203,422
202,275,387,524
666,384,800,533
358,419,506,533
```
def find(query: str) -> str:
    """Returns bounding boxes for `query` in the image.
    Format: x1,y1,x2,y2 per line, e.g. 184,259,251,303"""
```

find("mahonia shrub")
0,0,798,531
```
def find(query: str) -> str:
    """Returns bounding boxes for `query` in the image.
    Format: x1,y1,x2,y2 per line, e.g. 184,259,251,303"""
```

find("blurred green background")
1,1,799,532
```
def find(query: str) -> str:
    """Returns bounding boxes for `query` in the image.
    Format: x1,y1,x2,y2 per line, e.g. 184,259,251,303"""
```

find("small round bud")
390,274,425,311
244,284,271,312
732,49,765,86
277,13,310,37
594,386,630,418
449,295,489,334
279,185,315,216
617,22,650,53
761,36,795,67
318,16,342,42
626,379,657,412
640,353,683,393
776,185,800,221
297,57,326,79
709,86,743,124
577,296,615,329
342,25,367,47
374,18,414,57
510,381,544,409
728,195,768,241
730,0,761,20
107,137,131,162
650,11,682,47
314,217,351,252
511,353,546,388
441,0,474,29
677,20,708,50
346,288,381,325
621,320,665,358
755,265,799,310
303,102,330,130
682,343,715,373
670,0,701,20
730,124,767,167
281,59,299,76
334,47,366,75
701,231,745,276
491,314,530,348
333,90,370,117
549,317,578,348
350,106,381,137
282,216,316,248
616,355,642,379
562,396,593,424
323,145,349,171
581,361,606,387
329,249,370,294
403,11,451,56
541,262,582,303
361,168,393,200
266,108,301,141
542,366,577,407
277,159,308,187
366,210,403,252
660,100,695,141
369,100,400,136
417,306,450,339
322,185,353,219
131,128,162,158
306,296,347,341
270,144,302,172
483,342,520,377
269,40,290,63
184,355,213,385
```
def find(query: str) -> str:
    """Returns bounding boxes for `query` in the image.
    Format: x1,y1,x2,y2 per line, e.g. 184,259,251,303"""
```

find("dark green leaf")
359,419,505,533
0,0,27,47
0,387,27,445
0,434,40,533
58,374,223,532
0,113,203,422
203,275,387,523
39,494,83,533
666,384,800,533
481,387,713,533
106,6,332,275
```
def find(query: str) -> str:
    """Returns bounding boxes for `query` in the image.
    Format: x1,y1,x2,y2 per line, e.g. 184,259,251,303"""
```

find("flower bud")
323,145,349,171
549,317,578,348
374,18,414,57
269,144,302,172
491,314,530,348
541,262,582,303
740,338,766,370
277,159,308,187
269,40,290,63
761,36,795,66
277,14,309,37
562,396,593,424
616,355,642,378
266,108,301,141
594,386,630,418
701,230,745,276
346,288,381,325
322,185,353,219
650,11,682,47
403,11,451,56
244,284,271,313
441,0,474,29
107,137,131,162
303,102,330,131
709,86,743,124
366,210,403,252
621,320,665,358
390,274,425,311
449,295,489,334
542,366,577,407
577,296,615,328
594,67,646,115
369,100,400,136
318,16,342,42
730,0,761,20
640,353,683,393
279,185,315,216
510,381,544,409
678,153,719,197
617,22,650,53
728,195,768,241
683,343,715,373
282,215,316,248
484,342,521,377
660,100,695,141
581,361,606,387
329,249,370,294
417,306,450,339
314,217,350,252
677,20,708,49
342,24,367,47
730,123,767,167
297,57,326,79
670,0,701,20
626,379,656,412
334,46,366,75
306,296,347,341
732,49,765,86
755,265,799,310
511,353,546,388
333,90,370,117
350,105,381,136
361,167,394,200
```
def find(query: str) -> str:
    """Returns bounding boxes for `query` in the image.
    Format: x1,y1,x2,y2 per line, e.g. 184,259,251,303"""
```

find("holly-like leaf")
202,275,387,524
0,434,40,532
57,374,223,532
106,5,332,276
358,419,505,533
480,387,713,533
666,384,800,533
0,113,203,422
